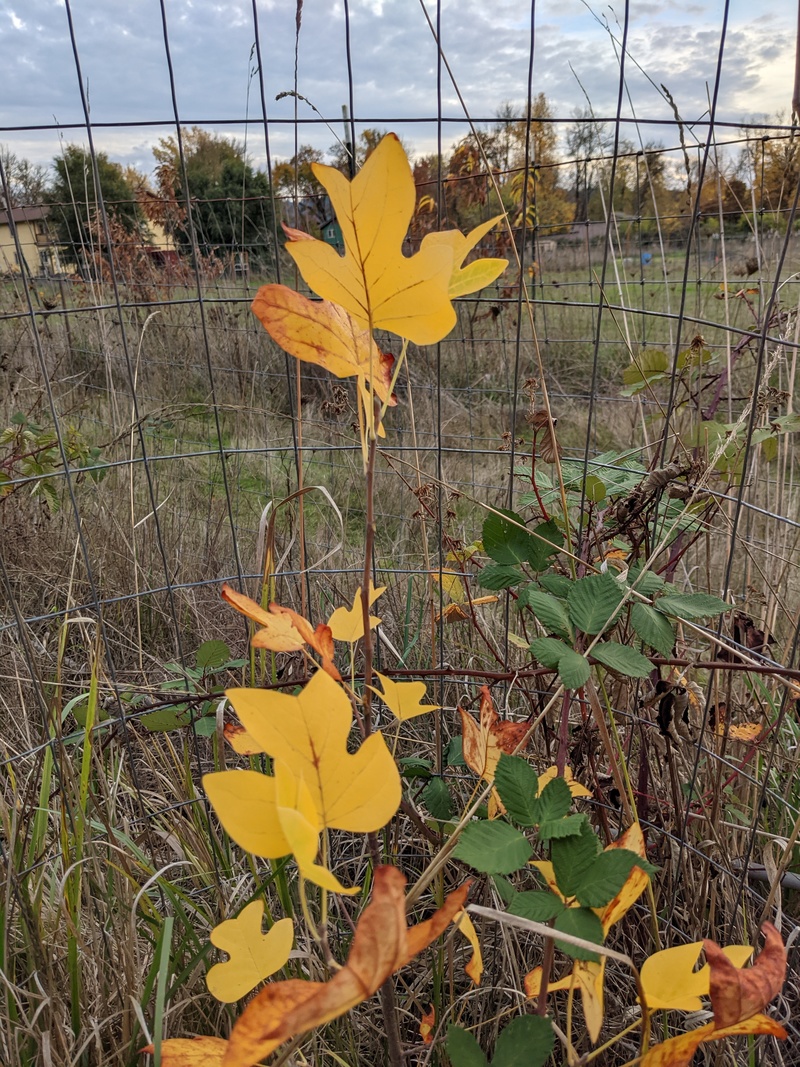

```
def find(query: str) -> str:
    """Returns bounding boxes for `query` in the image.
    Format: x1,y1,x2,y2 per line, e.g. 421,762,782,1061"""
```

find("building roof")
0,204,50,226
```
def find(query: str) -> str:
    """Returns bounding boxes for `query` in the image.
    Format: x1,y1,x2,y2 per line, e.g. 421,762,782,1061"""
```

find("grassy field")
1,227,799,1065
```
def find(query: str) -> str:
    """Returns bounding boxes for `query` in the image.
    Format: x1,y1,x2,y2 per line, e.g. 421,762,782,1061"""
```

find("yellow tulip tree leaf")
204,762,359,894
273,761,359,895
284,133,456,346
223,670,402,833
641,942,754,1012
327,583,386,644
251,285,396,437
537,764,593,799
207,903,294,1003
203,769,291,859
421,215,508,298
432,569,466,603
370,672,440,721
200,867,470,1067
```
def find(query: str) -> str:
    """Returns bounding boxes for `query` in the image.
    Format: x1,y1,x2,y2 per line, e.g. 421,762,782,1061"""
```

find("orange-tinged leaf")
207,905,294,1003
530,859,565,901
639,1022,716,1067
285,134,455,346
225,670,401,833
140,1037,228,1065
203,770,291,858
537,765,593,798
599,822,650,932
221,583,273,627
421,215,508,298
459,700,500,783
223,867,469,1067
327,583,385,644
455,910,484,985
263,605,340,680
370,672,440,721
459,688,531,815
706,921,786,1028
223,722,265,756
459,694,503,815
247,611,307,653
222,584,340,678
707,1013,787,1042
640,942,753,1012
492,718,530,754
420,1004,436,1045
251,285,396,407
724,722,763,742
437,602,470,623
640,1014,787,1067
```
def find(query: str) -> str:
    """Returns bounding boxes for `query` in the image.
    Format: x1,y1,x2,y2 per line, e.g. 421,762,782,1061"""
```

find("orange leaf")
221,583,274,630
221,584,340,678
707,1013,787,1043
640,1013,787,1066
492,718,530,754
459,687,531,816
705,921,786,1029
140,1037,228,1065
639,1022,716,1067
599,822,650,933
251,284,397,409
222,867,469,1067
420,1004,436,1045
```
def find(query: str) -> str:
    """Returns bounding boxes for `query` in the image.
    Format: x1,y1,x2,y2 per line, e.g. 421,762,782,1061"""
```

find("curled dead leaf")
222,867,469,1067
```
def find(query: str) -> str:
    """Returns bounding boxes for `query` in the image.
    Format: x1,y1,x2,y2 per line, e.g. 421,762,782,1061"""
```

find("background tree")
508,93,575,235
0,146,49,208
153,127,274,268
46,145,142,265
738,119,799,229
564,109,610,223
272,145,326,231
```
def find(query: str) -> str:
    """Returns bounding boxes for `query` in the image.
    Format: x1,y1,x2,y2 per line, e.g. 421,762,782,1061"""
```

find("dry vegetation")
1,137,800,1067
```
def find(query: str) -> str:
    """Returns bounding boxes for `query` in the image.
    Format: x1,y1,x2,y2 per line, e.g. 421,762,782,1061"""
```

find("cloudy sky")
0,0,795,175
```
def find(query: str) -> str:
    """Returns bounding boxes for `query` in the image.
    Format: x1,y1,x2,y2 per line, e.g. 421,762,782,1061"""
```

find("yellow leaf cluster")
204,671,401,892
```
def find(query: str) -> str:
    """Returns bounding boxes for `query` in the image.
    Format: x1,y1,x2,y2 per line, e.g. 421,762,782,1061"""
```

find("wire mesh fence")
1,1,800,1064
